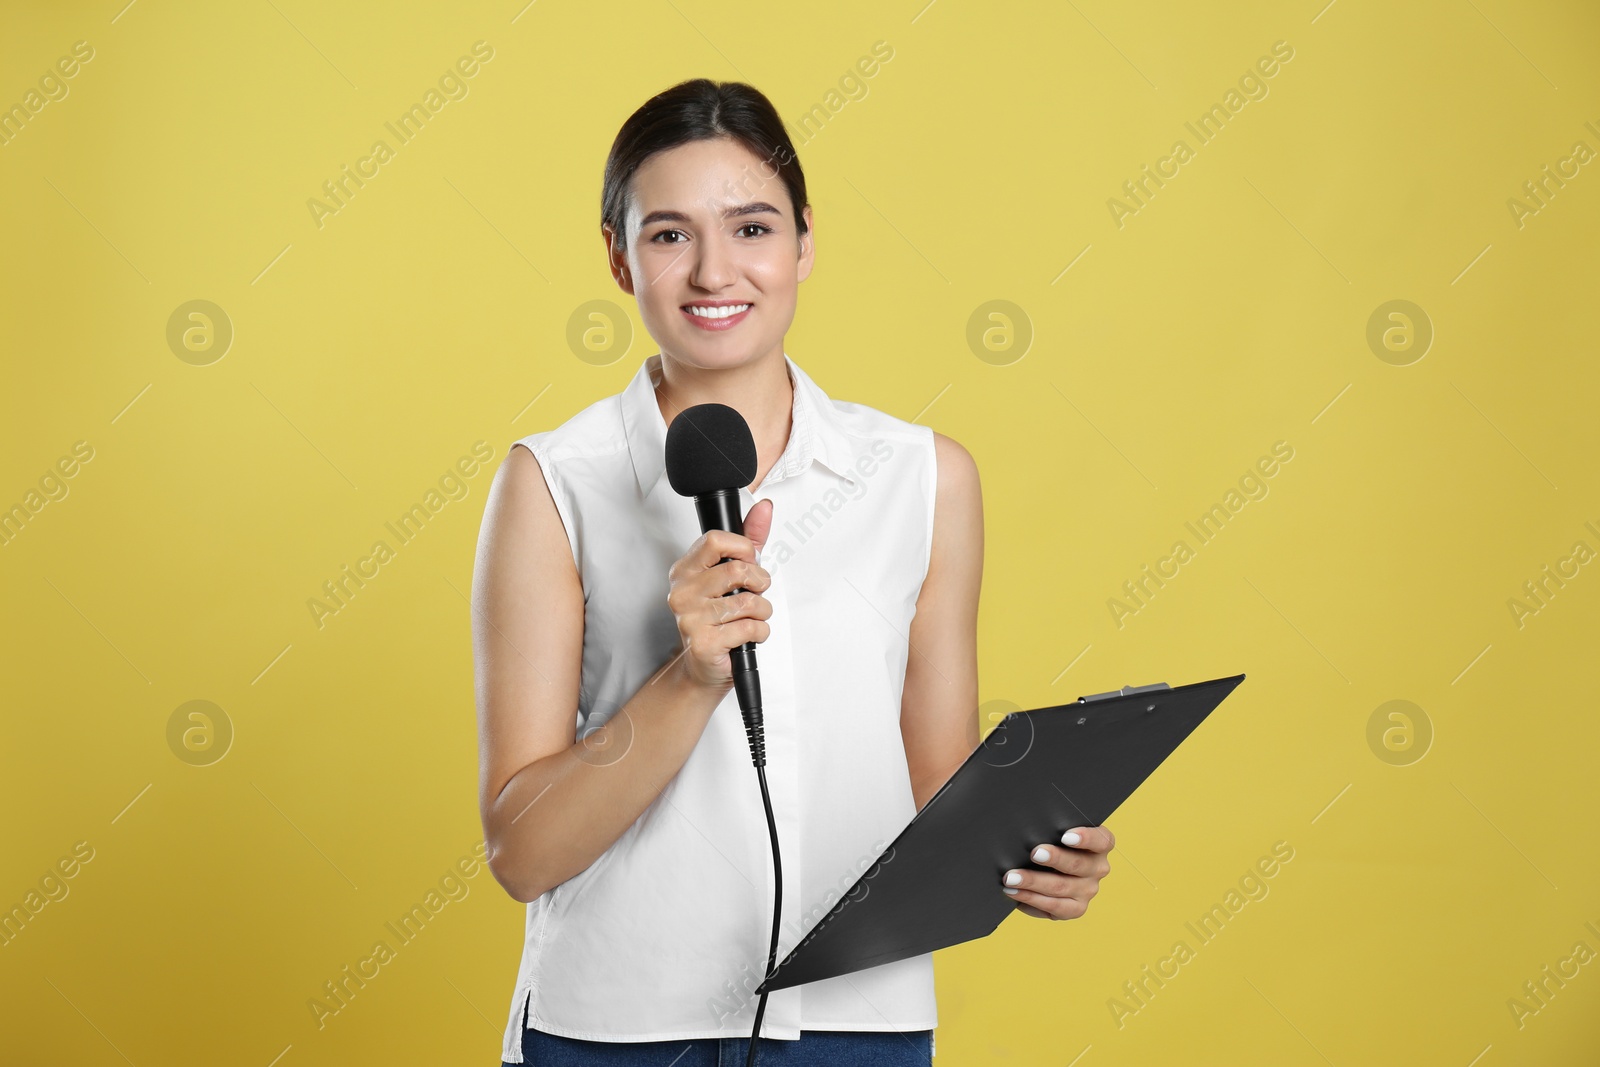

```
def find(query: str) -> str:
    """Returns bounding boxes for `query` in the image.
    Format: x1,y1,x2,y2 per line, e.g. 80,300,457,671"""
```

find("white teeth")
685,303,750,319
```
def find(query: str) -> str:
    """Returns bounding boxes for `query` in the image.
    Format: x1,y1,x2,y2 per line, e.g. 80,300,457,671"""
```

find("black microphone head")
664,403,757,496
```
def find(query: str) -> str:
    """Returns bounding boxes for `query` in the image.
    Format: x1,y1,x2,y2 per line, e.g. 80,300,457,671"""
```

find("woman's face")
606,136,814,372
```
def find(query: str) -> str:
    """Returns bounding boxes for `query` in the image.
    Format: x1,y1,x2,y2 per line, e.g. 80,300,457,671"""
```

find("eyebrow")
637,201,784,229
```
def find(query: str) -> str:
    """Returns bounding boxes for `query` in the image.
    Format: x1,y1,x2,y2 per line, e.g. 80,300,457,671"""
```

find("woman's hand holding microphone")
665,498,775,690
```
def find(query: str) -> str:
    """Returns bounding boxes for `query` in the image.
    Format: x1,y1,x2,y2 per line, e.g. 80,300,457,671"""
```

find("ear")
602,225,634,295
796,204,815,284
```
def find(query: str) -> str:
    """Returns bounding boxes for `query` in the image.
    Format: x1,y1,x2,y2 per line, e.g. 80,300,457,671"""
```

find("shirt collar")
622,352,858,498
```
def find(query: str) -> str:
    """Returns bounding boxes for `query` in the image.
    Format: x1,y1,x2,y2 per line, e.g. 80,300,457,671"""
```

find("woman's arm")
471,444,733,903
900,431,984,812
900,431,1115,924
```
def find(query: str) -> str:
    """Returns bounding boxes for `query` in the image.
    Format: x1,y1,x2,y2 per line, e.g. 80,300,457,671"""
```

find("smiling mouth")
682,303,752,319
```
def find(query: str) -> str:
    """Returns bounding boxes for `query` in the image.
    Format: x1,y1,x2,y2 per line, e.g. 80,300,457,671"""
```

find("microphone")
664,402,766,767
664,401,781,1066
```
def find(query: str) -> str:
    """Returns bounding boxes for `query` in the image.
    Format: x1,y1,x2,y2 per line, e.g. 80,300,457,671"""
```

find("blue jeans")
501,996,933,1066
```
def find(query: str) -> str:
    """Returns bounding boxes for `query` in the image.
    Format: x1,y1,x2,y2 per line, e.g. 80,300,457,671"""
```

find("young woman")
472,78,1114,1067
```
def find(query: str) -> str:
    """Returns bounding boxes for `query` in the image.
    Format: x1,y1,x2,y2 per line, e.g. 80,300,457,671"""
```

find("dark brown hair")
601,78,809,254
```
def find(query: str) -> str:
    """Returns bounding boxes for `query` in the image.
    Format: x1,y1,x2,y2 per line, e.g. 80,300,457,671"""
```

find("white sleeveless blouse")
498,352,939,1061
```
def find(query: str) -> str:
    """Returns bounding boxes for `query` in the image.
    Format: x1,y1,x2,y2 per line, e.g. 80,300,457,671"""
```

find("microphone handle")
694,488,765,766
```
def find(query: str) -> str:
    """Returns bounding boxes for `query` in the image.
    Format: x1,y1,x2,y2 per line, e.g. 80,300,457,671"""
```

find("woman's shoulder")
511,389,629,465
819,393,976,492
821,394,931,450
811,397,932,496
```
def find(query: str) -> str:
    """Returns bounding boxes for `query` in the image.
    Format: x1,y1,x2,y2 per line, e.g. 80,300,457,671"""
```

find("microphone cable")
729,641,779,1067
721,547,777,1067
744,725,781,1067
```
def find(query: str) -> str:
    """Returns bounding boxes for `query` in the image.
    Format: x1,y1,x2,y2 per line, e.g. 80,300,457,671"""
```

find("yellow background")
2,0,1597,1063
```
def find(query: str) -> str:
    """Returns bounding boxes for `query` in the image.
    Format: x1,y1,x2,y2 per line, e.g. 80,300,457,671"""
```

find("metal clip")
1077,681,1170,704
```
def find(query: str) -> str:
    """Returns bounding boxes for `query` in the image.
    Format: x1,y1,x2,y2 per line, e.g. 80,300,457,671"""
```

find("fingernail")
1060,831,1081,846
1032,846,1050,863
1004,870,1022,886
1002,887,1018,895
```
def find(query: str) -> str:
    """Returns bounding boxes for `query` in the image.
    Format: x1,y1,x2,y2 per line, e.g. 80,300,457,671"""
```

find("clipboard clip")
1077,682,1171,704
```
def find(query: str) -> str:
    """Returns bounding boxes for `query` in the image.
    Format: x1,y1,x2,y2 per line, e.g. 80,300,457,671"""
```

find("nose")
689,231,736,293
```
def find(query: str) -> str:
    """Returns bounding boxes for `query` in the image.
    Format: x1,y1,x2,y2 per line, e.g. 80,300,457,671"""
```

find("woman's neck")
652,348,794,491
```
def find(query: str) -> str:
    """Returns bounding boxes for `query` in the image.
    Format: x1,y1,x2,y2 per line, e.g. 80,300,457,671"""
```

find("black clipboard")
755,672,1245,993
